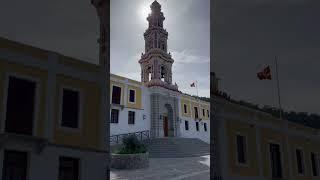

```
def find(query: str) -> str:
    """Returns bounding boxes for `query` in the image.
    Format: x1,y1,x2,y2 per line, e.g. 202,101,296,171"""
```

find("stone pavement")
110,155,210,180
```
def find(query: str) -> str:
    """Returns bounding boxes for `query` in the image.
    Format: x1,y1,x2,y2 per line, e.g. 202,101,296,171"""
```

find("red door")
163,116,168,137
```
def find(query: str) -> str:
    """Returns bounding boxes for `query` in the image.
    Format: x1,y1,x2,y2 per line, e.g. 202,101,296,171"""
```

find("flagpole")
196,80,199,98
275,56,282,120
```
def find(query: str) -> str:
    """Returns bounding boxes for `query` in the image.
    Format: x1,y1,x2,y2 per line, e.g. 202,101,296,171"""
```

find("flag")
190,82,195,87
257,66,272,80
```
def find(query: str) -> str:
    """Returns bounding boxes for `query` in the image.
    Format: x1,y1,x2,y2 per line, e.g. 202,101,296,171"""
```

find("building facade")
0,37,108,180
0,1,210,179
214,95,320,180
109,1,210,144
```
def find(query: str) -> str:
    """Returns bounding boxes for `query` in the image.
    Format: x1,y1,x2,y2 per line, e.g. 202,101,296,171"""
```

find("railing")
110,130,150,145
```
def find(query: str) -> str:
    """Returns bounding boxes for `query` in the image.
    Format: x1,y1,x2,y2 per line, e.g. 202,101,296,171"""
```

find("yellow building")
0,37,108,180
214,95,320,180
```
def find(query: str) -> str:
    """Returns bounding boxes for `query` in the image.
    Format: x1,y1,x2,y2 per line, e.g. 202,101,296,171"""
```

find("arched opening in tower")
161,65,166,82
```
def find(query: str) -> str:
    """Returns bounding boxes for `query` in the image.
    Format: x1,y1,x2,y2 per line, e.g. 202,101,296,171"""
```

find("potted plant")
111,135,149,169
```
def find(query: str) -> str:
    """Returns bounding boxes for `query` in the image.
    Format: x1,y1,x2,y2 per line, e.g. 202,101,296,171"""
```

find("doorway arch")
164,103,174,137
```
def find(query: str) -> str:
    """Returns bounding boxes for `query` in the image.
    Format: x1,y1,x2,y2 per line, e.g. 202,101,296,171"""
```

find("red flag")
257,66,272,80
190,82,195,87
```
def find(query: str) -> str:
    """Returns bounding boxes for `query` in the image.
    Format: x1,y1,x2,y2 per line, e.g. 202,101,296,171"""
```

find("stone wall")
111,152,149,169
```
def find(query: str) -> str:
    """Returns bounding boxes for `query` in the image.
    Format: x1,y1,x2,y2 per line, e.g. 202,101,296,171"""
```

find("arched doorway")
164,104,174,137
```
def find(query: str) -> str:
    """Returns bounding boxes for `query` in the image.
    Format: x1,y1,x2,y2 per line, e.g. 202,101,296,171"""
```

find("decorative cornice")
139,49,173,63
145,79,179,92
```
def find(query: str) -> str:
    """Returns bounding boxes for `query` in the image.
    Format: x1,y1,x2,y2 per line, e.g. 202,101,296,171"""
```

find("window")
311,152,320,176
111,109,119,123
128,111,135,124
2,150,28,180
296,149,305,175
129,89,135,103
196,122,199,131
202,109,205,116
194,107,199,119
185,121,189,130
112,86,121,104
204,123,207,132
270,143,282,178
183,104,187,113
207,110,209,117
59,157,79,180
5,76,36,135
61,88,80,129
236,135,247,164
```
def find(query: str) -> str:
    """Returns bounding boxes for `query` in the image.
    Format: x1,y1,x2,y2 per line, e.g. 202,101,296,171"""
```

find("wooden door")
163,116,168,137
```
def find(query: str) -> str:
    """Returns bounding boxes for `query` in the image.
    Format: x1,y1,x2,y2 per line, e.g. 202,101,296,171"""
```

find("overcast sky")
213,0,320,114
0,0,210,98
111,0,210,97
2,0,317,114
0,0,100,62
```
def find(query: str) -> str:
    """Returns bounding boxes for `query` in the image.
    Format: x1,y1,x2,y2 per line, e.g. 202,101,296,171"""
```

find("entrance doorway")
163,116,168,137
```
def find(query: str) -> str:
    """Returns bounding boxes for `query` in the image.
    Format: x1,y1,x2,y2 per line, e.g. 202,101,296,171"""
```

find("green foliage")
117,135,147,154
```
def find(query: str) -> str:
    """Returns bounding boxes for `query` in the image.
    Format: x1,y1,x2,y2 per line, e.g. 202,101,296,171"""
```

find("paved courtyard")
110,155,210,180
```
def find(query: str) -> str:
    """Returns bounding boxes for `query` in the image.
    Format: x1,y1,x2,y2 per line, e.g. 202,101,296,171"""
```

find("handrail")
110,130,150,145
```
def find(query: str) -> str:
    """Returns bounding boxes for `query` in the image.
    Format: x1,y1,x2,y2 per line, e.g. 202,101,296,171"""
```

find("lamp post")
91,0,110,179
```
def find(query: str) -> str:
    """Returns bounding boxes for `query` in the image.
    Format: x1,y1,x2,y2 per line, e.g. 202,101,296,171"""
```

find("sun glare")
139,4,151,22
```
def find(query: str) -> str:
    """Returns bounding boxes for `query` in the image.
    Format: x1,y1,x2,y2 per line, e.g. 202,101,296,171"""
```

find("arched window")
161,66,166,81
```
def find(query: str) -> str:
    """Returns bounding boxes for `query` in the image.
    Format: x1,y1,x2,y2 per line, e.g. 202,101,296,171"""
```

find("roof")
151,0,161,9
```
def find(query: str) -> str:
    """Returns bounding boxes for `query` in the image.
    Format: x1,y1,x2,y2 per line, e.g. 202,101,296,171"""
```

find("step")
146,137,210,158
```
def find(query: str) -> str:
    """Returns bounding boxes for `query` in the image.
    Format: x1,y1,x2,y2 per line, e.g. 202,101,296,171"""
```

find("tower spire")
139,1,178,92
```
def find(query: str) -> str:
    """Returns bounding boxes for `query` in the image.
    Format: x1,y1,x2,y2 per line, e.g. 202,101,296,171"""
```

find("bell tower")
139,0,178,91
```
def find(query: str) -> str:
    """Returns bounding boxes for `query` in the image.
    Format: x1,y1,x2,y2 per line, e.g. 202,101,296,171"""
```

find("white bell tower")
139,0,178,92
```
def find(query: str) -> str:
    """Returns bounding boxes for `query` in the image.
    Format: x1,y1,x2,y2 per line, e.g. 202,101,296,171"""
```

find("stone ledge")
111,152,149,169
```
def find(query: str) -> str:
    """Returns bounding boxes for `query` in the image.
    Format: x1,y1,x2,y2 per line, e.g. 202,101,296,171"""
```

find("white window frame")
311,152,320,177
58,86,83,132
128,110,135,125
204,123,207,132
1,72,40,136
195,121,199,131
295,147,306,176
267,140,285,179
235,132,249,167
110,108,120,124
128,88,136,104
111,85,122,105
58,155,81,180
194,106,199,119
185,120,189,131
183,104,187,114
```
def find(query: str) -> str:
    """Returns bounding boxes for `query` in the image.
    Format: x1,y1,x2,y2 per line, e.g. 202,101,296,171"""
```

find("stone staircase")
145,137,210,158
